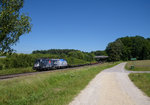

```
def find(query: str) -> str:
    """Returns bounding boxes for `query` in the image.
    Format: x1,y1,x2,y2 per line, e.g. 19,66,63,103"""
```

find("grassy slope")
129,73,150,97
0,62,120,105
128,60,150,97
125,60,150,71
0,67,35,76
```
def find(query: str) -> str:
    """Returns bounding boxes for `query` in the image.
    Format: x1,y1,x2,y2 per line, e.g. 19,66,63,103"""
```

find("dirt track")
69,63,150,105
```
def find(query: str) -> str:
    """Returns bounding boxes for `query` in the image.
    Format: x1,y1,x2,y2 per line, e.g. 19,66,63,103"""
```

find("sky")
12,0,150,53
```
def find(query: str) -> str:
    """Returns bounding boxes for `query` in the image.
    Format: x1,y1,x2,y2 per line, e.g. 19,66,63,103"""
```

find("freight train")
33,58,68,70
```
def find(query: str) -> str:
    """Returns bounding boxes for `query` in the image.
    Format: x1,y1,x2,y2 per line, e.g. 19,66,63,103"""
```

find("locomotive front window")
35,60,40,63
42,59,49,64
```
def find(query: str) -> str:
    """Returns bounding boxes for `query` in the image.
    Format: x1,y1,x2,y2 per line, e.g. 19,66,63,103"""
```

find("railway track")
0,63,100,80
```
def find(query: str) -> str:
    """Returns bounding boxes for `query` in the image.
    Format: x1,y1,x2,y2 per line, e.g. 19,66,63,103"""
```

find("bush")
0,65,3,70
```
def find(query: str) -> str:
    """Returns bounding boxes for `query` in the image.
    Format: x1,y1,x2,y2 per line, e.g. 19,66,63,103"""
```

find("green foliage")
32,49,95,62
0,64,3,70
91,50,107,56
106,36,150,61
0,0,32,54
106,39,123,61
66,57,88,66
125,60,150,71
32,49,79,55
68,51,84,59
84,53,95,61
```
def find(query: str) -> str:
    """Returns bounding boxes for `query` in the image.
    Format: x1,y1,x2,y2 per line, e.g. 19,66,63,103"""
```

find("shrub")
0,64,3,70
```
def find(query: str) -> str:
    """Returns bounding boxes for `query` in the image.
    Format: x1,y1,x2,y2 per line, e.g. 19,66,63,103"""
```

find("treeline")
32,49,78,55
0,49,97,70
32,49,95,61
91,50,107,56
106,36,150,61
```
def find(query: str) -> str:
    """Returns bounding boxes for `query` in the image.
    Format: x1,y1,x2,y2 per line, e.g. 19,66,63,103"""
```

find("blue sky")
13,0,150,53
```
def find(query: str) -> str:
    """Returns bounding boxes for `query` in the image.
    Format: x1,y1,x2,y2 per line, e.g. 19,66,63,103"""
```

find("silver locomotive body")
51,59,68,69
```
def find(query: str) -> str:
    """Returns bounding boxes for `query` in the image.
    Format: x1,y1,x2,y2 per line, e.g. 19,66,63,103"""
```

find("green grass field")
0,67,35,76
0,62,120,105
125,60,150,71
129,73,150,97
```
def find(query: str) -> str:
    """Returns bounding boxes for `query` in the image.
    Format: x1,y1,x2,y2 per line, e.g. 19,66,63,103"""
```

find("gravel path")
69,63,150,105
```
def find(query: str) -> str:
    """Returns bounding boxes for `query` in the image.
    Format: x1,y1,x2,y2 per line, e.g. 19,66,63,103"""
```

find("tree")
120,36,150,60
68,51,84,59
106,39,124,61
91,50,107,56
0,0,32,54
106,36,150,61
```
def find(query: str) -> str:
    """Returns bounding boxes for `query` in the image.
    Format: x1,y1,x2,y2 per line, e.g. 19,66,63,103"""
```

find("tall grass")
0,62,119,105
129,73,150,97
0,67,34,76
125,60,150,71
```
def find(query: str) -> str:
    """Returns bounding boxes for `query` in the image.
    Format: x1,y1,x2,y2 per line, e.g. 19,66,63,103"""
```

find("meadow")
128,60,150,97
125,60,150,71
0,62,119,105
0,67,34,76
129,73,150,97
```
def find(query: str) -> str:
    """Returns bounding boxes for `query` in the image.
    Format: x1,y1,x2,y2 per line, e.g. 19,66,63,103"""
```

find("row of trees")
106,36,150,61
91,50,107,56
32,49,78,55
32,49,95,62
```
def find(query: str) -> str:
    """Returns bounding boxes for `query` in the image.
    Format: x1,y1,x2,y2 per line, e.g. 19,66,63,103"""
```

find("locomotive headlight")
36,63,39,67
35,63,39,67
